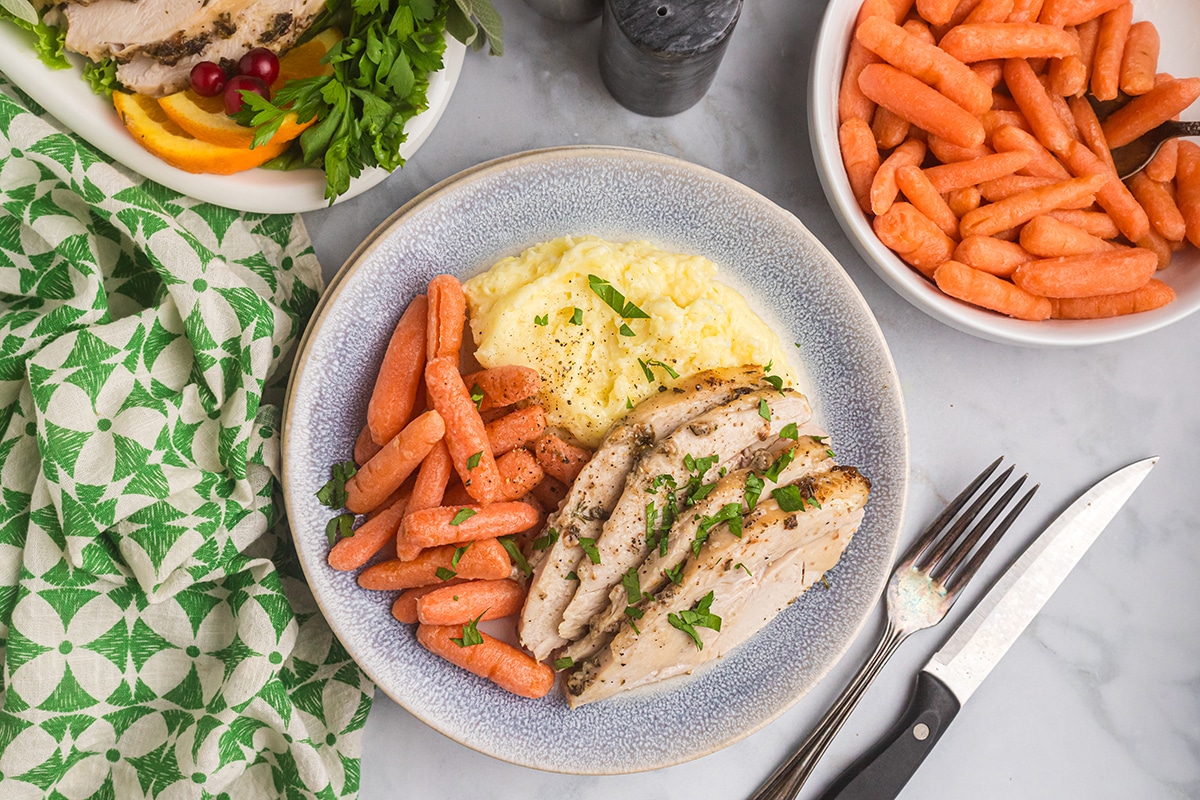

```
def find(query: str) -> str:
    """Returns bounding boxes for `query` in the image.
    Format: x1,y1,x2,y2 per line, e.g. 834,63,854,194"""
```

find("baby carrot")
392,582,463,624
916,0,959,26
965,0,1014,23
530,475,568,513
1012,247,1157,297
354,424,383,466
425,356,501,506
1060,140,1150,241
485,405,547,456
1049,279,1175,318
1048,27,1087,97
922,151,1032,193
367,294,428,446
1127,172,1187,242
1018,214,1117,256
872,108,911,149
938,23,1081,62
460,365,542,412
872,139,927,216
416,579,527,626
395,440,457,560
858,64,986,149
346,410,445,514
440,481,473,508
934,260,1052,320
953,236,1035,277
328,488,411,572
874,202,957,278
533,433,592,485
1046,208,1121,238
927,136,994,165
1135,228,1173,271
896,165,960,237
403,501,541,549
971,60,1006,90
1067,96,1115,171
427,274,467,363
947,186,983,217
1008,0,1045,22
991,126,1072,179
840,118,882,214
1100,77,1200,148
1177,141,1200,248
839,0,895,125
1144,139,1178,183
855,17,993,116
358,538,512,590
1038,0,1126,26
959,173,1106,237
1119,20,1159,96
981,175,1070,202
901,18,935,44
416,624,555,699
496,448,544,502
1002,58,1074,156
982,110,1033,138
1090,2,1132,102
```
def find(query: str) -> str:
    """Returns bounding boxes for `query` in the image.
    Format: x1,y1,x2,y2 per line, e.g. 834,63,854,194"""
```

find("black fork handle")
814,671,961,800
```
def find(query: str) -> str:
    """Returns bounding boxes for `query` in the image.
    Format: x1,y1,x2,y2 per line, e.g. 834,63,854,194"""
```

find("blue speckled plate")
282,146,909,774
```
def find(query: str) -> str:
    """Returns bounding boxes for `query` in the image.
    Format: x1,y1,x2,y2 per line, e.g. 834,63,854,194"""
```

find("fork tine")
917,465,1014,571
929,474,1027,585
943,484,1039,595
901,457,1002,566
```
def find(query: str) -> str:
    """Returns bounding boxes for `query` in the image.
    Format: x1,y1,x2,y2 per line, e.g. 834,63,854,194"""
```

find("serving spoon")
1087,92,1200,179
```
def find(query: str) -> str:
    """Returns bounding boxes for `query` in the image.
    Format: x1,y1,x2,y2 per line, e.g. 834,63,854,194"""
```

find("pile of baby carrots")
839,0,1200,320
322,274,593,699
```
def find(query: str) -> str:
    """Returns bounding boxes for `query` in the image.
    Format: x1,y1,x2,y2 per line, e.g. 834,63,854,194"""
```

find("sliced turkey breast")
519,366,767,662
556,387,813,646
566,465,870,707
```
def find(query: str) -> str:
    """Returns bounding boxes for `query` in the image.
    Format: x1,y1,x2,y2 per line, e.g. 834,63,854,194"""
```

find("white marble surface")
300,1,1200,797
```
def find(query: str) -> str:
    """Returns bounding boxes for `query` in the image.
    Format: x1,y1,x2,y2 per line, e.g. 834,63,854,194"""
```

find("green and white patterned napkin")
0,76,373,799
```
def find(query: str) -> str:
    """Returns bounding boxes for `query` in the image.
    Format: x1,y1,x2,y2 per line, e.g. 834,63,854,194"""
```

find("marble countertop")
300,1,1200,797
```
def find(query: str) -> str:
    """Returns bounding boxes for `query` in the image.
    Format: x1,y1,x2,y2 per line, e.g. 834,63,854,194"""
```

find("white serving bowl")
809,0,1200,346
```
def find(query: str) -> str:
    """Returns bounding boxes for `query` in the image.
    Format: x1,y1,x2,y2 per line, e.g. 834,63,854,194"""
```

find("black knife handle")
816,672,961,800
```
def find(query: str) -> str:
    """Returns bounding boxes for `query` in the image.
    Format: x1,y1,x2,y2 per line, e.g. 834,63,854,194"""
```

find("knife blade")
816,456,1158,800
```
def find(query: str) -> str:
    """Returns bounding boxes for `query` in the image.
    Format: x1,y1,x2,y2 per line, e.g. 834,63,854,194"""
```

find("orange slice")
157,28,342,149
113,92,289,175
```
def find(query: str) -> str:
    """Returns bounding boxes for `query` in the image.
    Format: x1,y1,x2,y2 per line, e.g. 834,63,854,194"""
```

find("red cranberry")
189,61,227,97
223,75,270,115
238,48,280,85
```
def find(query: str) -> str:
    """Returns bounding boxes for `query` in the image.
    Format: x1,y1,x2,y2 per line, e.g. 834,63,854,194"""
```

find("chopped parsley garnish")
436,567,457,581
664,562,684,585
626,396,634,409
316,460,357,508
622,566,651,606
772,485,807,512
681,453,720,506
764,448,796,483
470,383,485,409
779,422,799,440
619,323,636,337
498,536,531,577
534,314,548,326
466,450,482,470
736,562,753,577
758,398,771,422
744,472,765,510
638,358,655,383
649,473,677,493
647,360,679,379
569,307,583,325
692,503,743,555
450,508,476,526
689,482,717,506
565,571,579,581
533,527,559,550
578,536,601,564
823,574,832,589
763,374,785,392
451,544,471,567
451,612,486,648
587,274,650,319
668,591,722,650
554,657,575,670
325,513,355,547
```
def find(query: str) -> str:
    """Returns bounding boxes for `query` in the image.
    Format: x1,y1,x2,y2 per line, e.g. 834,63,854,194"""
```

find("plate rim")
0,23,465,213
282,145,911,773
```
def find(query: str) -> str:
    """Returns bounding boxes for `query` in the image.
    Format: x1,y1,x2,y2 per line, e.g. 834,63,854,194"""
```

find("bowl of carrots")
810,0,1200,346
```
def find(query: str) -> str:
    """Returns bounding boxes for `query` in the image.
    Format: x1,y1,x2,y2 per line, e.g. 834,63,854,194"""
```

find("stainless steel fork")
748,458,1038,800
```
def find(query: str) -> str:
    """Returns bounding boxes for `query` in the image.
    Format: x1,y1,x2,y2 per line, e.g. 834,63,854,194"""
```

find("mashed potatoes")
463,237,797,448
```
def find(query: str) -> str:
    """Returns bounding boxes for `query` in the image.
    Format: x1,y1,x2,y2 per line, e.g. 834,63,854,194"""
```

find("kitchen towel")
0,75,373,799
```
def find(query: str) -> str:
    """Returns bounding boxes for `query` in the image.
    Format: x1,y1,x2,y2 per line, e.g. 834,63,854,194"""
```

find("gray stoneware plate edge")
281,145,910,775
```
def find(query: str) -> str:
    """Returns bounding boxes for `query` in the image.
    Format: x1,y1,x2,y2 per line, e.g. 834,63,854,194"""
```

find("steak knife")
816,456,1158,800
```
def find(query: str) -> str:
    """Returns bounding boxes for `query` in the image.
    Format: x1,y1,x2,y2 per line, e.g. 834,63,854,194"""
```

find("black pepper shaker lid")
599,0,743,117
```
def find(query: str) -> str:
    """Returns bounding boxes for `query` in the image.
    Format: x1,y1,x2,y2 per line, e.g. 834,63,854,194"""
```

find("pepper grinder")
599,0,743,117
